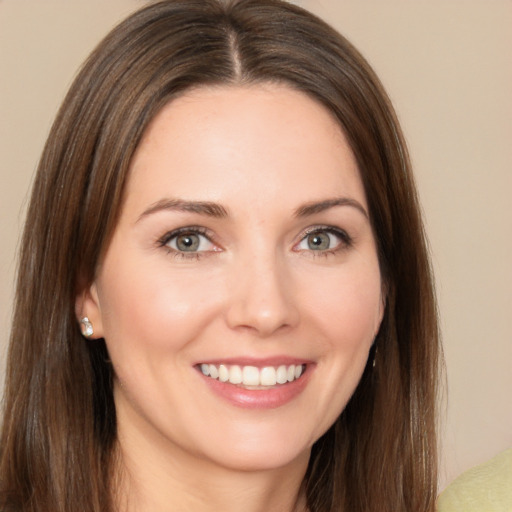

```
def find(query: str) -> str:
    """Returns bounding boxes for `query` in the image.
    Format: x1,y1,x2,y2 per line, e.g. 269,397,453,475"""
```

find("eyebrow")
294,197,368,219
137,196,368,223
137,198,228,222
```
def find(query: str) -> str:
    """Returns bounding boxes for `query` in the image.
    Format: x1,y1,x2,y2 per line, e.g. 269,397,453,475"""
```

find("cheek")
301,263,383,346
301,265,382,432
96,256,223,362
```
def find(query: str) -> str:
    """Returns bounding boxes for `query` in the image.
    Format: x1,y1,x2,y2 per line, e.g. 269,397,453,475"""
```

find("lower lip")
199,365,313,409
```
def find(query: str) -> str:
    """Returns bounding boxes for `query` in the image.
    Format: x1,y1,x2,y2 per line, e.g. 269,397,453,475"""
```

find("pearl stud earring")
80,317,94,338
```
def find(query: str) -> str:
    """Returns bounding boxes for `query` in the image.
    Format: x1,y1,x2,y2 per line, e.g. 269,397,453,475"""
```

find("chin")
210,444,311,473
189,422,318,473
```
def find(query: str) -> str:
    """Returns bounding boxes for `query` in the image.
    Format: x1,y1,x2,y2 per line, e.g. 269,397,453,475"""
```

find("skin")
79,84,384,512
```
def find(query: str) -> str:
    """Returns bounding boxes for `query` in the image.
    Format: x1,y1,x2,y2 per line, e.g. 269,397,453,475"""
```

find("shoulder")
437,448,512,512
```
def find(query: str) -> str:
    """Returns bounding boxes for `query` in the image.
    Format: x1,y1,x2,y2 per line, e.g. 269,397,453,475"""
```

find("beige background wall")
1,0,510,491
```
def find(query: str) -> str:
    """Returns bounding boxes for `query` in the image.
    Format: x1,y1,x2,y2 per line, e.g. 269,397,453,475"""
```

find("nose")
225,253,300,337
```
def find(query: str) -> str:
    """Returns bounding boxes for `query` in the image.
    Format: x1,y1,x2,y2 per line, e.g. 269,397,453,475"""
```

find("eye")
159,227,217,255
295,227,351,253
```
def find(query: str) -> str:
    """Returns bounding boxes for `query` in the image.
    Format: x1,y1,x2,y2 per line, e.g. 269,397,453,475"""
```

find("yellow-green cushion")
438,448,512,512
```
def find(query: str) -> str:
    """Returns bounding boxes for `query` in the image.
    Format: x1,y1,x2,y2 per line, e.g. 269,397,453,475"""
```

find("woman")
0,1,441,511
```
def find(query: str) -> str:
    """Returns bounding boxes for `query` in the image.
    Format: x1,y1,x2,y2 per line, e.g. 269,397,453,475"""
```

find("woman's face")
83,85,384,473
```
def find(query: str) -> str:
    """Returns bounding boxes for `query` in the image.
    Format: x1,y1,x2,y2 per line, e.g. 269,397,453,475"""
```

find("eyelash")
156,225,353,260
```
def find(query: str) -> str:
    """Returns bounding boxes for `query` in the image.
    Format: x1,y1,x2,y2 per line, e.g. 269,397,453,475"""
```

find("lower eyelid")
165,249,208,261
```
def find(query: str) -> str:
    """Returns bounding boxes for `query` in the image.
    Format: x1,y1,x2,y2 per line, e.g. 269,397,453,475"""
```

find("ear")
374,286,387,338
75,282,105,339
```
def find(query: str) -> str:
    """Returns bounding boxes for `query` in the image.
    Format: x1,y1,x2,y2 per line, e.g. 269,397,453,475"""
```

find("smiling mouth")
198,363,306,388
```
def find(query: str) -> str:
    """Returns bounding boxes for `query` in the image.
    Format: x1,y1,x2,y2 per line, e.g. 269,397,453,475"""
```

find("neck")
116,446,309,512
113,411,310,512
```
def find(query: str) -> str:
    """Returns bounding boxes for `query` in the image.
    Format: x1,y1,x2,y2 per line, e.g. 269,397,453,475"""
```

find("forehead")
125,84,366,217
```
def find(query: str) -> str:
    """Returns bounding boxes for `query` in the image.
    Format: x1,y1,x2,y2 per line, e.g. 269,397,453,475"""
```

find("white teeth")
242,366,260,386
260,367,277,386
218,364,229,382
276,365,288,384
199,363,305,386
229,365,243,384
209,364,219,379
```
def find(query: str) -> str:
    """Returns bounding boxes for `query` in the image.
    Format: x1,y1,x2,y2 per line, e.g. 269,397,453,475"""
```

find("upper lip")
194,356,313,368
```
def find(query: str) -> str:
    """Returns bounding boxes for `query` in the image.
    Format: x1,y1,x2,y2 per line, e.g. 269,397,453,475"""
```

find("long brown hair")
0,1,441,511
